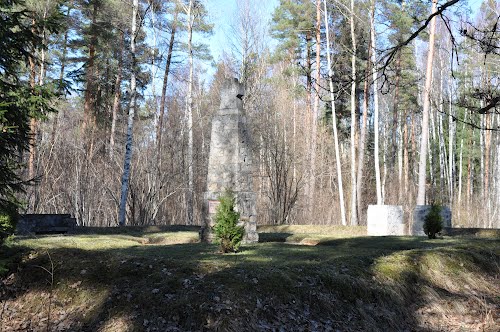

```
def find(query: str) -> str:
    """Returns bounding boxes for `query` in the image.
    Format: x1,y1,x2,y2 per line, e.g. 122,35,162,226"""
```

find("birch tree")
349,0,358,224
323,0,346,226
185,0,194,225
416,0,438,205
118,0,139,226
370,0,382,204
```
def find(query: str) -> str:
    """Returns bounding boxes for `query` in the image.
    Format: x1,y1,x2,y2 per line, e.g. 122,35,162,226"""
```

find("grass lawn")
0,225,499,331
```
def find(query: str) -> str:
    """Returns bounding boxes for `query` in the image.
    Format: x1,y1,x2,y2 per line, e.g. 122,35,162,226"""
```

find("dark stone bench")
16,214,77,235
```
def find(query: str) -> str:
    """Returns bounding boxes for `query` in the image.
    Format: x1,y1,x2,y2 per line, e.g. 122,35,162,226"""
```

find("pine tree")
0,0,58,238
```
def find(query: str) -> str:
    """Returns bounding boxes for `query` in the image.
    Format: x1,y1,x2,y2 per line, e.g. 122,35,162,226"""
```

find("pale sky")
204,0,279,64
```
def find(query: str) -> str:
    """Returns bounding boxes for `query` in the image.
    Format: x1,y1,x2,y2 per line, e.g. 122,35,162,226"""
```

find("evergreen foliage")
0,0,58,240
213,191,244,253
423,204,443,239
0,205,18,244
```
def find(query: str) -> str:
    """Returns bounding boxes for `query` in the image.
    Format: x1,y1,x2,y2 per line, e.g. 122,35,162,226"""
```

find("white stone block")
367,205,405,236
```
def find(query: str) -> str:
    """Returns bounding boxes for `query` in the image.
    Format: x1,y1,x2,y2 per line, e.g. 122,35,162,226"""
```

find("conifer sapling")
213,191,244,253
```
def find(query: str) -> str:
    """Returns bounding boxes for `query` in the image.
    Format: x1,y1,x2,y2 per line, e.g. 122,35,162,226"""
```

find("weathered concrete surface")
367,205,405,236
202,78,258,243
411,205,452,236
16,214,77,235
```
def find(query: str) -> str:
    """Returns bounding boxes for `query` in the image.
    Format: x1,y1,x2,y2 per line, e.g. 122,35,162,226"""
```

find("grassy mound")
0,226,498,331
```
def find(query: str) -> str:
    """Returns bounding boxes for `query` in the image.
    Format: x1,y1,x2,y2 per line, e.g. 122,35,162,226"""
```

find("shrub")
423,204,443,239
0,204,18,244
213,191,244,253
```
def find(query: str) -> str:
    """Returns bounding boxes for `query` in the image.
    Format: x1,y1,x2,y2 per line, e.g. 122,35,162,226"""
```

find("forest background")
2,0,499,229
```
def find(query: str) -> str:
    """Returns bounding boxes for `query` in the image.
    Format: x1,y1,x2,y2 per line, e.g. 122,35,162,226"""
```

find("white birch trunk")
448,81,454,205
323,0,346,226
370,0,382,204
118,0,139,226
480,110,484,197
416,0,438,205
350,0,358,223
494,115,500,227
186,0,194,225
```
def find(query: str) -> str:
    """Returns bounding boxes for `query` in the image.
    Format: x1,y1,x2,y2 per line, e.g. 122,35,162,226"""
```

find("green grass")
0,226,499,331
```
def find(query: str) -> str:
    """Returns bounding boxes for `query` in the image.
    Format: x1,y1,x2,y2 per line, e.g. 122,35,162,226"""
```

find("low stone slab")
16,214,77,235
411,205,452,236
367,205,405,236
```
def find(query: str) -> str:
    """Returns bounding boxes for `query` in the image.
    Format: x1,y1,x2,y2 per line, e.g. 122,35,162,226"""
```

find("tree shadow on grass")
0,235,499,331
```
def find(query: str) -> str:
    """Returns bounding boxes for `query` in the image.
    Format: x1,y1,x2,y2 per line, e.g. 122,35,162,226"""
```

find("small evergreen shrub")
0,205,18,244
423,204,443,239
213,191,244,253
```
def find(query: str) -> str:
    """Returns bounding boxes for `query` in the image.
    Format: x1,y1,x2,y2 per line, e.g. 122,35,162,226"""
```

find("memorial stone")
367,205,405,236
412,205,452,236
201,78,258,243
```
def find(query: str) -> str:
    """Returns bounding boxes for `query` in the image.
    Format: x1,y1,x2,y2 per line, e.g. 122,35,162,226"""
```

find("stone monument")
411,205,452,236
201,78,258,243
367,205,405,236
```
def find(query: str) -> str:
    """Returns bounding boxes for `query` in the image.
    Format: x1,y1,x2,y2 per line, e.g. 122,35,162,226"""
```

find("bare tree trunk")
309,0,321,217
403,114,409,197
370,0,382,204
494,115,500,228
485,113,491,199
50,7,71,147
448,81,454,205
323,0,346,226
185,0,194,226
109,31,124,160
156,11,178,162
349,0,358,223
480,107,484,197
382,121,388,202
82,1,98,134
356,33,371,219
457,111,466,216
305,30,313,204
416,0,438,205
467,136,472,207
398,123,403,200
118,0,139,226
28,39,37,180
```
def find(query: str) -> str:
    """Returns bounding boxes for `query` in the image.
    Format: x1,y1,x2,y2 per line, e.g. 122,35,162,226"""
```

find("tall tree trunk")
82,1,98,134
480,106,484,196
305,30,313,204
392,55,401,169
109,31,124,160
156,11,178,162
185,0,194,226
416,0,438,205
28,18,37,180
448,80,454,205
485,113,491,199
118,0,139,226
309,0,321,217
349,0,358,224
494,115,500,228
356,32,372,220
50,7,71,147
458,111,466,219
403,113,409,195
323,0,346,226
466,135,472,207
370,0,382,204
